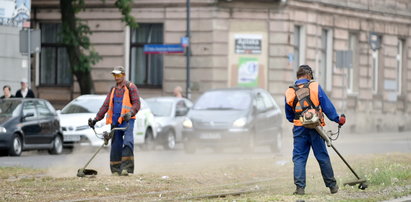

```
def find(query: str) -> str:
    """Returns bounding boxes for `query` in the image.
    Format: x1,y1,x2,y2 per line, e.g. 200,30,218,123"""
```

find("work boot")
120,169,129,176
293,187,305,195
330,185,339,194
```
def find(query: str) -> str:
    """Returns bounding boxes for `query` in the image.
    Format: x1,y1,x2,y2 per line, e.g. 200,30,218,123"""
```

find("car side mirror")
176,107,188,116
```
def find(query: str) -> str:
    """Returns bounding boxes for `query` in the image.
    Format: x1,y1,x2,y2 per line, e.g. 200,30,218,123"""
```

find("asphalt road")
0,130,410,177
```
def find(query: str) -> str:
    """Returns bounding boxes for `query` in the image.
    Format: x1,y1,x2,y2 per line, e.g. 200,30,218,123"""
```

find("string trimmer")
314,118,368,190
77,123,128,177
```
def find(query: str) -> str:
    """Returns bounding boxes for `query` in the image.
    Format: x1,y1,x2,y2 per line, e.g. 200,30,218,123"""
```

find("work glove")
88,118,97,129
338,114,346,126
123,112,132,122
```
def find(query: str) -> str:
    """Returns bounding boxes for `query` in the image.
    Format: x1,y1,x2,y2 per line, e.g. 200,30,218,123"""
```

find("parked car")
146,97,192,150
0,98,63,156
59,95,156,149
182,88,283,153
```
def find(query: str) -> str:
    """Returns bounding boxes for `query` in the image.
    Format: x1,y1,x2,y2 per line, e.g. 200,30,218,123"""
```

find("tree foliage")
60,0,137,94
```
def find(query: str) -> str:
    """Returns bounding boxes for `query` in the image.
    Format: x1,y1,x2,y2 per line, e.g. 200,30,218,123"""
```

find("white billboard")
0,0,31,27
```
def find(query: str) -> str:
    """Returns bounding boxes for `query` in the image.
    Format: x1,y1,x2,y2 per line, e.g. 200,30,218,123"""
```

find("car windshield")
61,97,104,114
146,100,173,117
194,90,251,110
0,100,22,117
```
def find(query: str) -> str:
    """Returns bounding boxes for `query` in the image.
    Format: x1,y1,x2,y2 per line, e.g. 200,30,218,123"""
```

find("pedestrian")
1,85,14,99
173,86,183,98
284,65,346,195
88,66,141,176
15,78,35,98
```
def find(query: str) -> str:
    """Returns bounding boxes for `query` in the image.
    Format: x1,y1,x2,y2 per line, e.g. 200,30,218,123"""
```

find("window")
348,33,359,93
261,91,274,110
293,25,306,72
319,29,333,91
372,49,379,94
254,93,265,112
130,24,164,87
23,101,38,121
36,100,53,117
397,39,405,95
39,23,72,86
371,35,382,94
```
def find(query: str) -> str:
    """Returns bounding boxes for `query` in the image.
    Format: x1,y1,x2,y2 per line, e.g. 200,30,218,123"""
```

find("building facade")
30,0,411,132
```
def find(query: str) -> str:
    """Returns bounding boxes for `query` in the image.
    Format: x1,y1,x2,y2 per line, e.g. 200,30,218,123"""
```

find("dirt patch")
0,152,410,201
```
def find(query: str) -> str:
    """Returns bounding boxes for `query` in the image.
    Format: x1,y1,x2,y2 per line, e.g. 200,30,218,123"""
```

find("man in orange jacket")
89,66,141,176
285,65,346,195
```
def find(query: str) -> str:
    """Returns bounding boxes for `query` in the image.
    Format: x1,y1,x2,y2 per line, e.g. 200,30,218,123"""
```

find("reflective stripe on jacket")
285,81,325,126
106,85,136,125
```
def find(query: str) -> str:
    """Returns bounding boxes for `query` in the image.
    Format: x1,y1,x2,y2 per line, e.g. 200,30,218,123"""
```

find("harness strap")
290,82,319,120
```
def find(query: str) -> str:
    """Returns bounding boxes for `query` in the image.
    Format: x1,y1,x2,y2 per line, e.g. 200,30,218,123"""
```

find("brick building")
30,0,411,132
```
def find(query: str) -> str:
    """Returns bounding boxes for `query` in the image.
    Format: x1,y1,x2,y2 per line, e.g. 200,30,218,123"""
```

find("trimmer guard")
77,168,98,177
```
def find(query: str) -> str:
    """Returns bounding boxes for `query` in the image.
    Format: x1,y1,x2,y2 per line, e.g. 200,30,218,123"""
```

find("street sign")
19,29,41,54
336,50,353,68
144,44,184,54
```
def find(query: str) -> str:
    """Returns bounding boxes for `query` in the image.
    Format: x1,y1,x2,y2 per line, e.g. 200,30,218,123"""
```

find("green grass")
366,161,411,186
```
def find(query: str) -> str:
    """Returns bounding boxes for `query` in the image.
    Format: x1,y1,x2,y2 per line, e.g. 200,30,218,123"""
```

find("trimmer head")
343,178,368,190
77,168,98,177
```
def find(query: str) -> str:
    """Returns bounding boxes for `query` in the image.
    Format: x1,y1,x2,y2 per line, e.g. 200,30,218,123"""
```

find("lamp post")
185,0,191,99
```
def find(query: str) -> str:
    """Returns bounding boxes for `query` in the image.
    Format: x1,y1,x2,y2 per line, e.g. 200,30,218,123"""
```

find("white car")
146,97,192,150
59,95,156,149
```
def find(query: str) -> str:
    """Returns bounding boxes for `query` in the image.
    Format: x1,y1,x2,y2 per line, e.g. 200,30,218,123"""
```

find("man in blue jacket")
285,65,346,195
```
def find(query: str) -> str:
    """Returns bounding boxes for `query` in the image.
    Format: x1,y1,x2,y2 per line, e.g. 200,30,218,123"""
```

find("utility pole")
185,0,191,99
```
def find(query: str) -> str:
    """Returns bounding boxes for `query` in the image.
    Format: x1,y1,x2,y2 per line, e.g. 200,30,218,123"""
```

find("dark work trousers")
292,126,337,188
110,95,135,174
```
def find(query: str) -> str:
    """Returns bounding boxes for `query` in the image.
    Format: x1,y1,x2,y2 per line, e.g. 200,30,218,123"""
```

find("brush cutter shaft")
315,126,361,180
330,144,361,180
79,125,129,174
82,143,105,170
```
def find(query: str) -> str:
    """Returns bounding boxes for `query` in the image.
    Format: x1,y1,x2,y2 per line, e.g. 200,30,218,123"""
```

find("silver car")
146,97,192,150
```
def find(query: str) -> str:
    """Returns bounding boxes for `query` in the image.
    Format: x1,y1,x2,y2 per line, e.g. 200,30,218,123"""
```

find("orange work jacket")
106,84,136,125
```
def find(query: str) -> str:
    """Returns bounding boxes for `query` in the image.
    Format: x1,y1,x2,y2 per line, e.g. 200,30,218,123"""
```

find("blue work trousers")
110,95,135,174
292,126,336,188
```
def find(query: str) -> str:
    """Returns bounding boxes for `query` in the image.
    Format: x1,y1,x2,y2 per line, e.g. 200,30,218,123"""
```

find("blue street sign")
144,44,184,54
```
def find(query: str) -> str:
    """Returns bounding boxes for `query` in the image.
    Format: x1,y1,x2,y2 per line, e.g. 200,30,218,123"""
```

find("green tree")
59,0,137,94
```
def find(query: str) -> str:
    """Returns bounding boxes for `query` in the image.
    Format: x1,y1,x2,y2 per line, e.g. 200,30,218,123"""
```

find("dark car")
182,88,282,153
146,97,193,150
0,98,63,156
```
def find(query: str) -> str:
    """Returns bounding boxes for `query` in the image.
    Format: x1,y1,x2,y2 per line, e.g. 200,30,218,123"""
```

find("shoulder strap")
291,81,317,111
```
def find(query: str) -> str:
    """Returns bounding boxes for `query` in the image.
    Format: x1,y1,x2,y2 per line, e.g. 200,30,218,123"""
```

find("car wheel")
49,135,63,155
270,130,282,153
9,134,22,156
183,139,196,154
163,131,176,150
143,129,155,151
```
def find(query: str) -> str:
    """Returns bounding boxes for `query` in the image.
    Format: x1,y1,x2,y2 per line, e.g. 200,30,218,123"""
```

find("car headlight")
0,127,6,133
156,122,162,132
183,118,193,128
233,117,247,128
